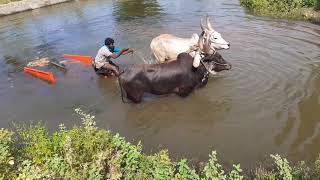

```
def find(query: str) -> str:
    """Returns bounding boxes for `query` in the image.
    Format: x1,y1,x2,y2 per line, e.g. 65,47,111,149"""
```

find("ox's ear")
198,34,204,50
203,32,215,54
191,33,199,42
193,51,201,68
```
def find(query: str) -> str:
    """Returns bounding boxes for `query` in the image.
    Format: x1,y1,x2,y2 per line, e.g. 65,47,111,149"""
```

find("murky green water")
1,0,320,167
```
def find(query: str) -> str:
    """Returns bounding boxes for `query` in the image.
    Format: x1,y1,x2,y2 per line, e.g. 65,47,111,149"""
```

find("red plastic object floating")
24,67,55,84
63,54,92,65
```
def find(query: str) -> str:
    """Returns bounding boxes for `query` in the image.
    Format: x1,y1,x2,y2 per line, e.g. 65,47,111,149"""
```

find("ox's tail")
117,75,129,103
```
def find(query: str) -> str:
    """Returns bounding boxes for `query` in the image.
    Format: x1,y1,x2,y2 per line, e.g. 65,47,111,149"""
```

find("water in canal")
0,0,320,167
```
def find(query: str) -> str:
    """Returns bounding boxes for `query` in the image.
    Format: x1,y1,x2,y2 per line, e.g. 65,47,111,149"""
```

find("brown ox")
118,52,231,103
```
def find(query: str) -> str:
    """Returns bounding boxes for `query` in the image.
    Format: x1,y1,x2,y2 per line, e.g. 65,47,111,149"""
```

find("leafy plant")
271,154,292,180
253,166,276,180
228,164,243,180
174,159,199,180
0,129,15,179
202,151,227,179
315,155,320,178
316,0,320,9
291,161,311,180
240,0,319,20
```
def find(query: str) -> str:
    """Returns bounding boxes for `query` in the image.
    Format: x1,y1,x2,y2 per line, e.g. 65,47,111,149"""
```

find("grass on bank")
0,0,21,5
240,0,320,22
1,108,320,179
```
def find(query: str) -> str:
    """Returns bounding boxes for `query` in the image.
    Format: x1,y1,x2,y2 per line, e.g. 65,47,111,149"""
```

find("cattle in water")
118,52,231,103
150,16,230,63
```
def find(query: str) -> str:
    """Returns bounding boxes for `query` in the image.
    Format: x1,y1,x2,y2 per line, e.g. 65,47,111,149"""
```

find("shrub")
0,129,15,179
292,161,311,180
271,154,292,180
315,155,320,178
303,0,316,7
253,166,277,180
316,0,320,10
240,0,320,19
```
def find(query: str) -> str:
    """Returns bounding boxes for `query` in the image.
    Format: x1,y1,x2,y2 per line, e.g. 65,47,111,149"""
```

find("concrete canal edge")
0,0,73,16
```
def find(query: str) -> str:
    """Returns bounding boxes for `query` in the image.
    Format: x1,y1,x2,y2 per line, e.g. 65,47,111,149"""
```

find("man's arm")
120,48,133,55
109,48,133,59
110,52,122,59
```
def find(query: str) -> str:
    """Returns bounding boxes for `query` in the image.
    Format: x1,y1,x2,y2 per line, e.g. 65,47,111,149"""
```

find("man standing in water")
93,37,133,77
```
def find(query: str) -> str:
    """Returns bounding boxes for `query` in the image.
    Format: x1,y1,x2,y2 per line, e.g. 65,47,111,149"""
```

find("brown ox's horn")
200,17,206,31
206,16,214,31
203,33,214,54
198,33,204,50
193,51,201,68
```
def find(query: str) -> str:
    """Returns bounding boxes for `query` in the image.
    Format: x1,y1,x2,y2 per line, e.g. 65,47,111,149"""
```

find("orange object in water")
24,67,56,84
63,54,92,65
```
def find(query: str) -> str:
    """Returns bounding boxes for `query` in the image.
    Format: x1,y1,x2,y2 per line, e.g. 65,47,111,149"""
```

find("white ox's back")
150,16,230,64
150,34,199,63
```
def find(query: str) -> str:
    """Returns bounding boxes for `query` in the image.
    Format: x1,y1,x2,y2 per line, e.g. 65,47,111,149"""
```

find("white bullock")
150,16,230,67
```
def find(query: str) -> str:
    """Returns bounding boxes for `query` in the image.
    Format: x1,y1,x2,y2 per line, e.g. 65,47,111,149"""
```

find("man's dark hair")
105,38,114,46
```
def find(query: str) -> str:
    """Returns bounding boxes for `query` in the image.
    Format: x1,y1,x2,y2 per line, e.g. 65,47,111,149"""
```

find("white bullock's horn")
206,16,214,31
200,17,206,31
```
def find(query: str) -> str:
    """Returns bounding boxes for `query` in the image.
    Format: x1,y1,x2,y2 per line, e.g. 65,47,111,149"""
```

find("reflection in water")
126,93,232,129
274,64,320,161
292,65,320,160
113,0,163,21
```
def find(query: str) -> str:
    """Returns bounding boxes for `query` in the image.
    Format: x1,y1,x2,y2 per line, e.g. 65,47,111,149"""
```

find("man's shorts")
92,62,118,77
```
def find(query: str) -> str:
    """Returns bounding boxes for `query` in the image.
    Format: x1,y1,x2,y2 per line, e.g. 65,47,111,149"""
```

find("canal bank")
240,0,320,24
0,0,73,16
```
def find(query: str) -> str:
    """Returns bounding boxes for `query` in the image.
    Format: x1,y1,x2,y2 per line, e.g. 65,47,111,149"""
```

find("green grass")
1,108,320,179
316,0,320,10
0,0,21,5
240,0,320,22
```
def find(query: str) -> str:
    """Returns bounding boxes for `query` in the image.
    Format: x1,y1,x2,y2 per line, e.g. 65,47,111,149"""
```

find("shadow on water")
112,0,163,21
2,55,25,73
96,77,121,99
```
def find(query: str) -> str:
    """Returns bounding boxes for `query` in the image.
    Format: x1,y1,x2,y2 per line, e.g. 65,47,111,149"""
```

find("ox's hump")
157,34,176,38
177,52,193,60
